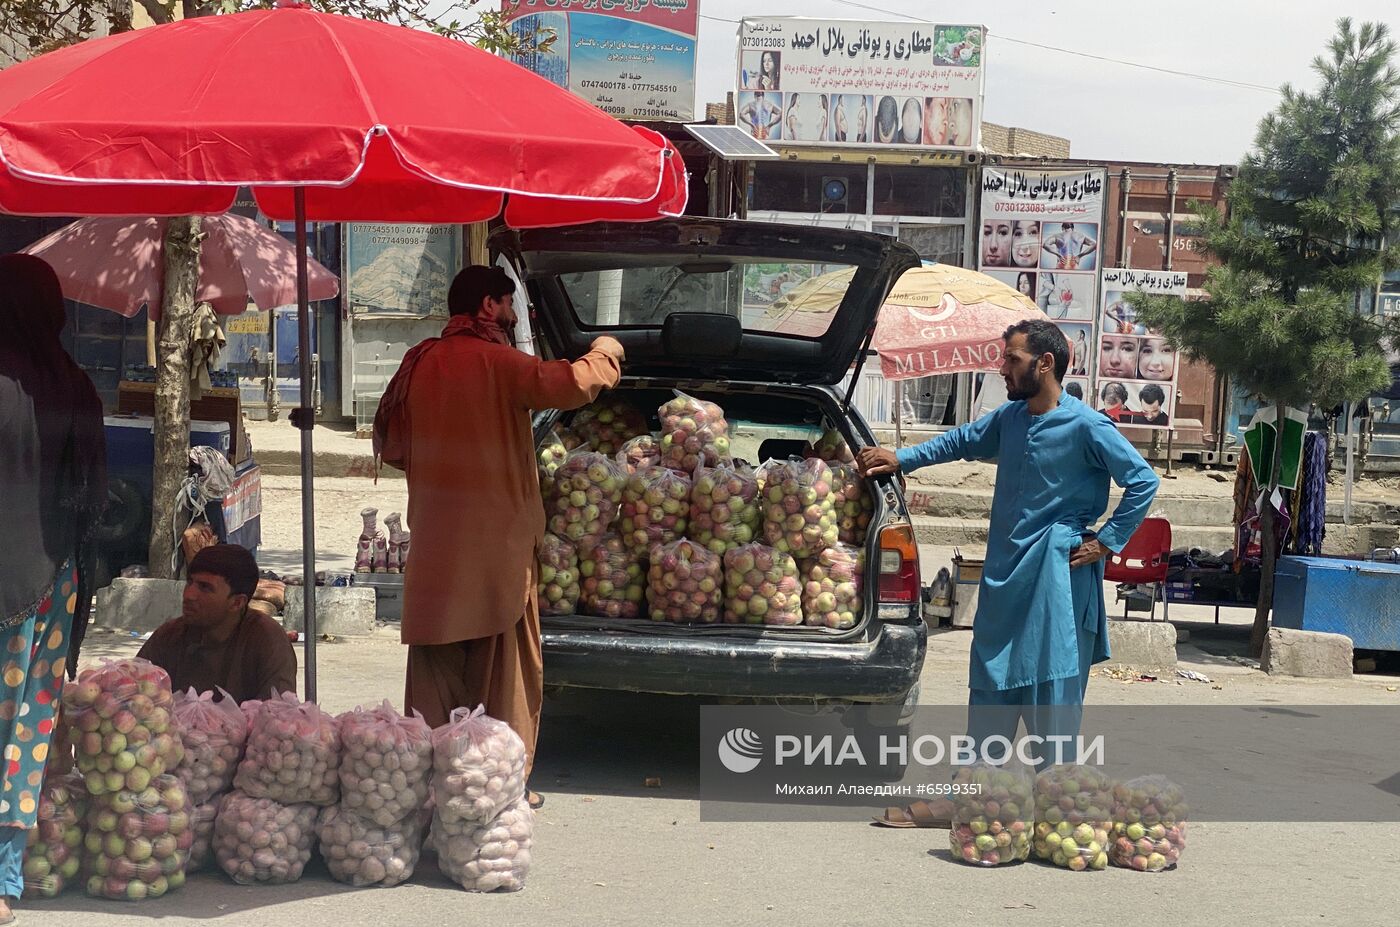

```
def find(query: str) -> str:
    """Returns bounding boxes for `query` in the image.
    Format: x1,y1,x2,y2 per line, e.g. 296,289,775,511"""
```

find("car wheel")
93,479,146,544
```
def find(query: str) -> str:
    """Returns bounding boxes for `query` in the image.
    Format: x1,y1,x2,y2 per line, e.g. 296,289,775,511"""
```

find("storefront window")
872,166,965,218
749,162,867,215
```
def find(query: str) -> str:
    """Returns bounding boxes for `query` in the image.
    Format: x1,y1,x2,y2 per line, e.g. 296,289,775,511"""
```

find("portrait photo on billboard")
924,97,975,148
1062,377,1091,404
932,25,983,67
738,91,784,141
980,218,1041,270
1098,379,1171,427
784,92,829,142
1036,271,1095,322
829,94,873,144
984,270,1037,302
1040,221,1100,271
740,49,782,91
1061,322,1093,378
1102,288,1150,335
1098,333,1142,381
1136,335,1179,383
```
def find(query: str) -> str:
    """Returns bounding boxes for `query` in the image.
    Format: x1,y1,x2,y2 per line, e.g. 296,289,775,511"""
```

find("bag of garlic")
213,790,319,885
318,804,424,888
429,705,527,825
430,797,534,893
173,687,248,806
233,691,341,806
336,702,433,828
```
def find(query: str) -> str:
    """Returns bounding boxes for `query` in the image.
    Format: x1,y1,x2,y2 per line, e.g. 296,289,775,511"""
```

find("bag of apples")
62,658,183,799
336,702,433,829
723,544,803,626
213,790,319,885
570,398,649,455
829,464,875,547
688,462,762,556
536,432,568,485
800,544,866,630
1031,764,1115,871
21,773,87,900
173,687,247,806
658,391,730,472
536,533,581,617
761,458,839,559
804,426,856,465
544,450,625,545
578,533,646,620
234,691,341,806
949,763,1034,867
83,773,194,901
618,465,691,556
647,538,723,624
1108,775,1188,872
616,434,662,474
430,706,527,826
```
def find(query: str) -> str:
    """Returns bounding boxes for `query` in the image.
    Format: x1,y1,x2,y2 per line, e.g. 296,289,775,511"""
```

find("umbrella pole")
893,380,903,448
294,188,319,702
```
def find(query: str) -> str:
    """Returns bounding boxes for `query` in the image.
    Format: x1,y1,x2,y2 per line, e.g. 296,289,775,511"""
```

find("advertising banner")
978,168,1106,405
1097,268,1188,430
504,0,698,122
736,18,985,150
345,223,462,319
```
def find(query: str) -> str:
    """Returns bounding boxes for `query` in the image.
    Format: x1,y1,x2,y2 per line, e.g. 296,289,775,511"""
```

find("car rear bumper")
541,619,926,702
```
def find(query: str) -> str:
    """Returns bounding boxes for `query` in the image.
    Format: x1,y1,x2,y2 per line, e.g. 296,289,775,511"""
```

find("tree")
6,0,545,576
1133,18,1400,657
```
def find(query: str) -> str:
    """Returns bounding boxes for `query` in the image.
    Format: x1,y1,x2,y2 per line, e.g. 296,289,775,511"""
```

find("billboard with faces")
1096,268,1188,430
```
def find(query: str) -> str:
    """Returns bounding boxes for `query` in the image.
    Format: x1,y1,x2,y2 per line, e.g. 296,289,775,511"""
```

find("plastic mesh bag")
578,533,646,620
430,798,534,893
804,426,856,464
62,657,182,797
173,687,247,806
570,398,649,456
21,773,87,900
429,706,527,826
234,691,341,806
761,458,838,559
336,702,433,828
830,463,875,547
800,544,866,630
646,538,723,624
544,450,625,545
1032,764,1116,871
948,763,1034,867
317,804,424,887
658,391,730,472
723,544,803,626
618,465,691,555
536,533,581,617
1108,776,1188,872
83,773,194,901
688,462,762,555
213,790,319,885
616,434,662,474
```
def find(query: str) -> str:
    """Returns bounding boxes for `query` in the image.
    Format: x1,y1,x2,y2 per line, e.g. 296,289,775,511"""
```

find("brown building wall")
981,123,1071,159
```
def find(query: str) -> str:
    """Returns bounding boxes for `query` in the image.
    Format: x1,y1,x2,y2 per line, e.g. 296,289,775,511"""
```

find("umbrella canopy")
0,4,688,701
871,265,1046,380
0,4,686,222
22,214,340,318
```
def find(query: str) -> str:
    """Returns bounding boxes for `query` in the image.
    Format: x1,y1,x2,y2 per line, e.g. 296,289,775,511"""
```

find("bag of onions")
336,702,433,828
234,691,341,806
618,465,691,556
430,798,534,893
318,804,424,888
544,450,625,545
578,533,646,620
688,462,762,556
536,533,581,617
658,391,730,472
761,458,839,559
430,706,527,826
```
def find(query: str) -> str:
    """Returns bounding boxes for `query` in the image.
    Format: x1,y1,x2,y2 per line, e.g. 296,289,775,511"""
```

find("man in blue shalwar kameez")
862,321,1158,824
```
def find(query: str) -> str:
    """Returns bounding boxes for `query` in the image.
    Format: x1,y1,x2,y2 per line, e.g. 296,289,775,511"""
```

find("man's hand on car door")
856,446,899,478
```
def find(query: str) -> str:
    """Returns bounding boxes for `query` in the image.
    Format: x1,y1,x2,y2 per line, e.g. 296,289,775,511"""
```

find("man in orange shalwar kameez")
393,265,623,809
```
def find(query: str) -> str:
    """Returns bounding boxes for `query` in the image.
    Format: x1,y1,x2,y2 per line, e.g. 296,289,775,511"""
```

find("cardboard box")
951,554,983,629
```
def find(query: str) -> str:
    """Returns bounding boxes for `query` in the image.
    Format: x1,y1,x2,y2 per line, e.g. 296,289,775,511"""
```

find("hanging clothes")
1293,431,1328,557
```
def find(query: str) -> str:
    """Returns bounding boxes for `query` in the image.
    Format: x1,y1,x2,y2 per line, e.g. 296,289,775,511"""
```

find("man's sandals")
872,797,953,828
527,790,545,810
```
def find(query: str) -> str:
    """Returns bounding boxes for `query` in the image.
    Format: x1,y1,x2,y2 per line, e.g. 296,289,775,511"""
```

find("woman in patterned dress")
0,255,107,919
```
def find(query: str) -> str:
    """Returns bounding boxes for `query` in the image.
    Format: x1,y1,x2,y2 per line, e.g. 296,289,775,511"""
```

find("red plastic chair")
1103,518,1173,620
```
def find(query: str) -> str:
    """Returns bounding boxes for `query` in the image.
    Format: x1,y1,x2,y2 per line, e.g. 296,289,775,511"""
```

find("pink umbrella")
872,264,1047,379
22,214,339,319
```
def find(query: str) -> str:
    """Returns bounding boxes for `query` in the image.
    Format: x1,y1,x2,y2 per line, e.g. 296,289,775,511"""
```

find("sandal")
872,798,952,828
527,790,545,810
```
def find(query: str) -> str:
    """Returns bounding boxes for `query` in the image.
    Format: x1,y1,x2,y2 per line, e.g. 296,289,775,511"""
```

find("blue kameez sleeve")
895,404,1006,474
1084,415,1160,552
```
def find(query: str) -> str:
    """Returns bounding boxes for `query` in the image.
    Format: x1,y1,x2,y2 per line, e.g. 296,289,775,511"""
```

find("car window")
558,259,858,339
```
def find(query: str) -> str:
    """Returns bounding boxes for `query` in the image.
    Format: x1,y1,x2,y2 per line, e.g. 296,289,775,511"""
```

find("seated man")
137,544,297,702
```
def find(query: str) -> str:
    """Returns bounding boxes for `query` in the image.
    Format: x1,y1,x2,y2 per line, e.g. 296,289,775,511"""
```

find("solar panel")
684,124,780,160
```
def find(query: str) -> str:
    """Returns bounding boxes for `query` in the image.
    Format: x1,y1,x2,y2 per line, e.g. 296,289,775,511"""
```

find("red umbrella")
22,214,340,318
0,3,686,699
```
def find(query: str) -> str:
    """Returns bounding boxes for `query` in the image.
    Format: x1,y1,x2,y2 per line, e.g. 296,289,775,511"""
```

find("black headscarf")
0,254,108,672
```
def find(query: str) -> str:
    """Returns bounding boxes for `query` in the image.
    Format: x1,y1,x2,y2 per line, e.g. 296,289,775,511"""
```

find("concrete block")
1105,619,1178,670
1261,627,1353,679
94,578,186,633
283,586,376,637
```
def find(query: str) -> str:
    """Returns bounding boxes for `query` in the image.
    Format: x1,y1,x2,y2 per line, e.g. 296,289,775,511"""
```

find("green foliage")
1133,18,1400,412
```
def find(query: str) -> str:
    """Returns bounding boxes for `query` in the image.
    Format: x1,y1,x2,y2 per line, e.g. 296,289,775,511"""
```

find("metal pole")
893,380,903,449
1118,168,1132,266
294,188,319,702
1344,400,1354,526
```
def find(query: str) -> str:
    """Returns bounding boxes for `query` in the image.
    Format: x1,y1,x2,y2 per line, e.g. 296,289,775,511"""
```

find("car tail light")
877,523,921,604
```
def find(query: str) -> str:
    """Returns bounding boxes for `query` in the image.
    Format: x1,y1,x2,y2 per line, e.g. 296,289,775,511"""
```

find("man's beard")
1006,369,1042,401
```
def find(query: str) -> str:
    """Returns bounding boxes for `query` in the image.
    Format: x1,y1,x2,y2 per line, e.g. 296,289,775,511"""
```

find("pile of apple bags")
61,658,193,901
171,688,247,871
428,706,534,892
317,703,433,887
216,692,340,884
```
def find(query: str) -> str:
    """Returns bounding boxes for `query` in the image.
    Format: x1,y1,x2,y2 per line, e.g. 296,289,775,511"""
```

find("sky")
681,0,1400,164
